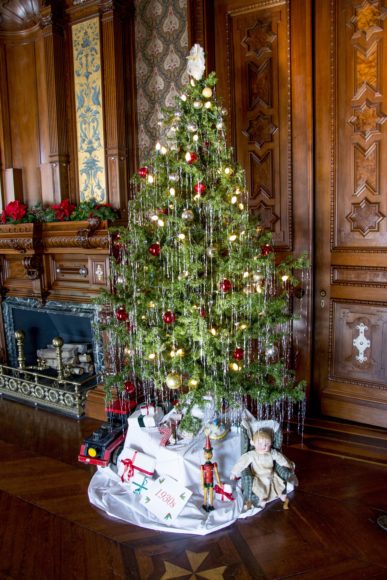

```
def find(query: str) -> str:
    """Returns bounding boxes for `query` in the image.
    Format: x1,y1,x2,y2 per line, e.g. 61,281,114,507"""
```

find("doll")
230,428,295,510
200,435,221,512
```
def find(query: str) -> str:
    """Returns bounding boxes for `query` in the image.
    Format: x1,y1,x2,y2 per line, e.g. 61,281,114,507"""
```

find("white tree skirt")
88,420,290,535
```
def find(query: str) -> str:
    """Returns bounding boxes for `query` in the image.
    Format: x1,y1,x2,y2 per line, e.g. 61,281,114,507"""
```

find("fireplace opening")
2,297,103,372
0,298,104,417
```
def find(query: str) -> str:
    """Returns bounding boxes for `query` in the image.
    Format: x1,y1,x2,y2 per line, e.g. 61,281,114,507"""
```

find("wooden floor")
1,397,387,580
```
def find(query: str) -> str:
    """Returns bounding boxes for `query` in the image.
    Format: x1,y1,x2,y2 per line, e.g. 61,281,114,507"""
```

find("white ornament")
186,44,205,80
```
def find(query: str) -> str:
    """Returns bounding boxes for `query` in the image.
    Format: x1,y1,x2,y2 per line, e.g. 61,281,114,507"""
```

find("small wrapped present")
139,403,156,416
214,483,234,502
118,448,156,484
138,406,164,428
128,408,163,428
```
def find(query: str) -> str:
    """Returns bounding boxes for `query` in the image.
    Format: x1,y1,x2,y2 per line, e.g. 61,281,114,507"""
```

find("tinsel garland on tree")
98,46,308,427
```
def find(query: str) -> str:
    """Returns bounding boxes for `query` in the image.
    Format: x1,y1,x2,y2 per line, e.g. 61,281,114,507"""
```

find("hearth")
0,297,103,417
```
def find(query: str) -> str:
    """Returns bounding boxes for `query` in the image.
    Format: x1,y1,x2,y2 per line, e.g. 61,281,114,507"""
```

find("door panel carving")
315,0,387,427
216,1,292,249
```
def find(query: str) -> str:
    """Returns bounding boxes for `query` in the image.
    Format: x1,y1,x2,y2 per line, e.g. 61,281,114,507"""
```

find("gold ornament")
206,245,218,258
182,209,194,221
166,372,182,390
202,87,213,98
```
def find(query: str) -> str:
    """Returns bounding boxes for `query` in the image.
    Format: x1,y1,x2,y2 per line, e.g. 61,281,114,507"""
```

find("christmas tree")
98,45,307,434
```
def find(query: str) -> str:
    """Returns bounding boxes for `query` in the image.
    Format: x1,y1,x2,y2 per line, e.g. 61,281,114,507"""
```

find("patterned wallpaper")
134,0,188,164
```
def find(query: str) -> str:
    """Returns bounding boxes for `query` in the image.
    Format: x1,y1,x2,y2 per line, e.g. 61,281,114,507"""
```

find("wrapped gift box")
140,475,192,522
118,448,156,484
214,483,234,502
128,408,164,429
139,403,156,416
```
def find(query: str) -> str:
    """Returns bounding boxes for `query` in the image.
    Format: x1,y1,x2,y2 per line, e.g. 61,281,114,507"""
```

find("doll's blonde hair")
252,428,273,444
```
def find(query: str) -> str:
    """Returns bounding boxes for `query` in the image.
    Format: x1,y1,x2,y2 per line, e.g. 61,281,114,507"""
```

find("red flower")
3,200,27,222
1,211,6,224
51,199,76,221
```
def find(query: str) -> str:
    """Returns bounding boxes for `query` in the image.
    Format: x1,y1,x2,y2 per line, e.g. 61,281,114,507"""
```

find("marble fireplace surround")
0,219,111,417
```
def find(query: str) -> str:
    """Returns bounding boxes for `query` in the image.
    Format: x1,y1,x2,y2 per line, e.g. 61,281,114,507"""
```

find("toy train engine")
78,398,136,467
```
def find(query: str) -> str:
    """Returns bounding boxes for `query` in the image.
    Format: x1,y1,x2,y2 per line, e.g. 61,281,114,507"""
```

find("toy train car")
78,398,136,467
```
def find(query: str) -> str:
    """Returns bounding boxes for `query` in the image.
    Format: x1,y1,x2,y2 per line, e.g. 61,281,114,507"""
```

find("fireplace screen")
0,297,104,417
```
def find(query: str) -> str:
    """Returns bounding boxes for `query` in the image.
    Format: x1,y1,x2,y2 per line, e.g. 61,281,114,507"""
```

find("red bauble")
219,279,233,293
149,243,161,257
163,310,176,324
187,152,198,164
116,306,128,322
124,380,136,395
138,166,149,178
199,308,207,318
233,347,244,361
261,244,273,256
194,182,206,194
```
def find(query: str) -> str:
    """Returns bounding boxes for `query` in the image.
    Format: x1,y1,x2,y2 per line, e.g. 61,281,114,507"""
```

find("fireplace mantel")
0,219,114,418
0,219,111,303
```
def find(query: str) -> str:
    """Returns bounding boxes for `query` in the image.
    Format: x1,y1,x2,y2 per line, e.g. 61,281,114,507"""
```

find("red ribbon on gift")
214,483,234,501
140,403,154,416
120,451,154,482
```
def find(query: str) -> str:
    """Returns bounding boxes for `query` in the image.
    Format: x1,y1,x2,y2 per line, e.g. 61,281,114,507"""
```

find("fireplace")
0,218,110,418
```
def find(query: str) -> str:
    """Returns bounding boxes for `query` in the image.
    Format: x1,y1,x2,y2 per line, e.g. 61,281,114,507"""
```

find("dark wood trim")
187,0,215,74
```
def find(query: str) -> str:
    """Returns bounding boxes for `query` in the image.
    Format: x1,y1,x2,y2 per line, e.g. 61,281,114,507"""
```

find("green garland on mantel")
1,198,119,225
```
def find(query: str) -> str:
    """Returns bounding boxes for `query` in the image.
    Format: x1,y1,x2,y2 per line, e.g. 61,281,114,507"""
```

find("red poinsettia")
51,199,76,221
1,200,28,223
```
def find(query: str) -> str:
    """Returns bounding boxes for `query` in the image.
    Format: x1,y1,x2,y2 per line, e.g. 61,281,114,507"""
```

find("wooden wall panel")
6,40,42,204
211,0,313,392
314,0,387,428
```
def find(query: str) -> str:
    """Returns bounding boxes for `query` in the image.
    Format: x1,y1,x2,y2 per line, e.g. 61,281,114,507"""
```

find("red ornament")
116,306,128,322
187,152,198,165
219,279,232,293
163,310,176,324
199,308,207,318
124,380,136,395
194,183,206,194
138,166,149,178
261,244,273,256
233,347,244,361
149,243,161,257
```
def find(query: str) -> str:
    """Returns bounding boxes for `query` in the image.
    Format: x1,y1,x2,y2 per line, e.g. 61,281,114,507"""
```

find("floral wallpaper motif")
72,18,106,203
135,0,188,163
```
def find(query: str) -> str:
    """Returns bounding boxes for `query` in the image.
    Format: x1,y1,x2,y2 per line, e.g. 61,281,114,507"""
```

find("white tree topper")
186,44,205,80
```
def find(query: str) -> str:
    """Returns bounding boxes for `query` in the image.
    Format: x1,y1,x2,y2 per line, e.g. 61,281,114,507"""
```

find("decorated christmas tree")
98,45,307,434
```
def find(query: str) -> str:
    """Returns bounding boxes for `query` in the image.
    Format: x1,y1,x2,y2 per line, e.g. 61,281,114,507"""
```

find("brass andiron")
0,330,97,418
52,336,65,382
14,329,26,369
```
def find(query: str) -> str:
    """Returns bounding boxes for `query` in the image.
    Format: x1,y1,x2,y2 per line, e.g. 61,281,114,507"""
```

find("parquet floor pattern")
1,397,387,580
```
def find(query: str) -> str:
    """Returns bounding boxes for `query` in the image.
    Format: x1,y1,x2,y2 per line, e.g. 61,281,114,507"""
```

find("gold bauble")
166,372,182,390
202,87,213,98
182,209,194,221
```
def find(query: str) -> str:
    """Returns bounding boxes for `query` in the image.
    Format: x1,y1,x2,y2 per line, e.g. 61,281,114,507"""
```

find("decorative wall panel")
135,0,188,163
335,0,387,249
331,300,387,386
223,2,291,249
72,18,106,203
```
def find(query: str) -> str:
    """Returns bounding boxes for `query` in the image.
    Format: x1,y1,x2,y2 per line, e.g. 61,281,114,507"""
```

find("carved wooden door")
213,0,313,399
314,0,387,428
213,0,387,428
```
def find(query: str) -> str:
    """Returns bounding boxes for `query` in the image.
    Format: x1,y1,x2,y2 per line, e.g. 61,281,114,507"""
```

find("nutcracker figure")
200,435,221,512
